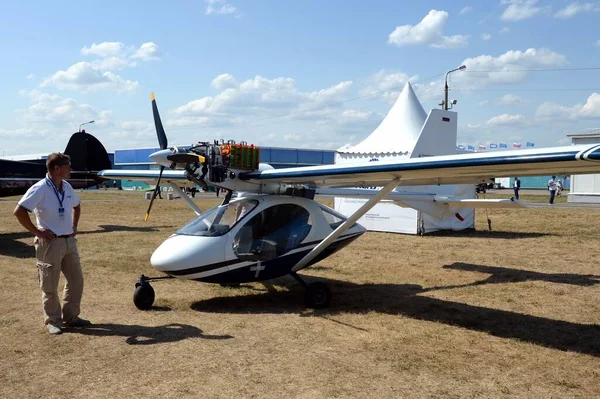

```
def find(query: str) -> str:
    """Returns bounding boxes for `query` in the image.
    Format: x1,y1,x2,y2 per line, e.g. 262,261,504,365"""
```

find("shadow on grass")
435,263,600,288
0,224,175,258
65,322,233,345
190,267,600,357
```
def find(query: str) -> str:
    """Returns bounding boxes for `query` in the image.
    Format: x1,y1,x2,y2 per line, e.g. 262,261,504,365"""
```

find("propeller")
145,92,168,221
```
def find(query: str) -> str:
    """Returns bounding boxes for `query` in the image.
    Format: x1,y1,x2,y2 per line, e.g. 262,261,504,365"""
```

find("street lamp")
79,120,95,132
443,65,466,111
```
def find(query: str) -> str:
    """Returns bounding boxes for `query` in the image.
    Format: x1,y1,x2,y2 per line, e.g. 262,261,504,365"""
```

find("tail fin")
410,109,457,158
64,131,112,172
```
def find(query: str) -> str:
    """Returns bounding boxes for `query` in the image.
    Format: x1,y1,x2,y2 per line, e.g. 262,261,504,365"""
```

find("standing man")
513,177,521,200
13,153,91,335
548,175,557,204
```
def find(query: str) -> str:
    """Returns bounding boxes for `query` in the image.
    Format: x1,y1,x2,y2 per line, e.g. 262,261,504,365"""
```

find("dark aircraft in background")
0,131,112,198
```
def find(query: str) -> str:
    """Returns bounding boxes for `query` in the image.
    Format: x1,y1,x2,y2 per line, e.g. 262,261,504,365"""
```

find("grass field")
1,190,599,398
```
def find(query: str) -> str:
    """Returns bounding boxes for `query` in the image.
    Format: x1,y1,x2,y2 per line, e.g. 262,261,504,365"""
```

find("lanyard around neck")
45,178,65,208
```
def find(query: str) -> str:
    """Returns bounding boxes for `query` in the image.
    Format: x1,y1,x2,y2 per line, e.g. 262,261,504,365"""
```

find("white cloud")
460,6,473,15
41,62,138,93
43,41,160,93
16,90,112,127
387,10,469,49
554,2,600,19
481,33,492,40
164,73,383,149
361,70,412,96
498,94,525,105
173,74,354,120
211,73,239,90
340,109,374,123
456,48,567,88
596,39,600,46
131,42,160,60
359,70,439,103
26,73,34,80
499,26,511,33
536,93,600,119
81,42,125,57
0,127,49,139
487,113,524,125
81,41,160,65
205,0,241,17
92,56,136,70
500,0,546,21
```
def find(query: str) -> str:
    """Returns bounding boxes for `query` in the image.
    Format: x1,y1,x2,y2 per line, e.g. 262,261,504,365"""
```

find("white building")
568,128,600,203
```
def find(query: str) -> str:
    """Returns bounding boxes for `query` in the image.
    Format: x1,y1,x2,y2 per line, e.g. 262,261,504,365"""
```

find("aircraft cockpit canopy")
176,199,259,237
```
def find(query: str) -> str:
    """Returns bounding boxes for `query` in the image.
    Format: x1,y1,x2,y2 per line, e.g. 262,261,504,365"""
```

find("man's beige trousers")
34,236,83,326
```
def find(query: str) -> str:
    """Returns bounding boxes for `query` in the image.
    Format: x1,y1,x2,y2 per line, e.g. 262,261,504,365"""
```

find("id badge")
58,207,65,220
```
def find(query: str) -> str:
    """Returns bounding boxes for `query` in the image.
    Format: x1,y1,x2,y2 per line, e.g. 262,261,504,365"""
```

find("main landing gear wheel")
304,282,332,309
134,281,155,310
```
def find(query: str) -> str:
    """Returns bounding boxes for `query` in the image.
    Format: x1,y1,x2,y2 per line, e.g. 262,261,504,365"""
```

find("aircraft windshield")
176,199,259,237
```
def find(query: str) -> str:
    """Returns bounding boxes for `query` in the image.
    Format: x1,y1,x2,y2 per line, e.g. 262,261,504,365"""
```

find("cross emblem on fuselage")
250,261,265,278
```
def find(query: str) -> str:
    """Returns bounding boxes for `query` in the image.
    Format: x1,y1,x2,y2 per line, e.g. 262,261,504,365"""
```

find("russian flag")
513,142,522,148
499,143,508,148
489,143,498,149
479,144,486,150
526,142,535,147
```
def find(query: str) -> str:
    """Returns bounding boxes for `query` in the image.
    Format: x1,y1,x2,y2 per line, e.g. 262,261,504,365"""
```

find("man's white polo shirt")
18,176,80,236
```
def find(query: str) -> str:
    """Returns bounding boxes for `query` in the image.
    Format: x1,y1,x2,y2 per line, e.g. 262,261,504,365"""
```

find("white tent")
334,82,475,234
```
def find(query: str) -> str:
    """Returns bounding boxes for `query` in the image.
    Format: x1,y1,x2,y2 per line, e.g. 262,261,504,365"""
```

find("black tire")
133,282,155,310
304,282,332,309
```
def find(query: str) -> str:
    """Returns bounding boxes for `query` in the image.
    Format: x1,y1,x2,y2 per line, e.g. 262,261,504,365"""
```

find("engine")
187,140,260,184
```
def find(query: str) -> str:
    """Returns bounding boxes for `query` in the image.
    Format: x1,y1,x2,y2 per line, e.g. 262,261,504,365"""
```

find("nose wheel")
134,280,155,310
133,274,173,310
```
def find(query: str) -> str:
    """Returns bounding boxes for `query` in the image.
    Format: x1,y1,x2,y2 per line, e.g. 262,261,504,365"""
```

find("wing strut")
167,183,202,216
291,178,399,273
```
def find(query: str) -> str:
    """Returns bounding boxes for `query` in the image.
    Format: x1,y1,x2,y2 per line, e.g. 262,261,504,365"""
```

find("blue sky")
1,0,600,156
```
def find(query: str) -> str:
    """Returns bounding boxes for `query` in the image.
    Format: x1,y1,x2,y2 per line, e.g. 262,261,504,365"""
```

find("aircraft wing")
239,145,600,188
97,169,195,187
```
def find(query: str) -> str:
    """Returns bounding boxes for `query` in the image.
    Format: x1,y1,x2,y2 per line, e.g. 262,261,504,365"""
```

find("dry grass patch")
1,190,599,398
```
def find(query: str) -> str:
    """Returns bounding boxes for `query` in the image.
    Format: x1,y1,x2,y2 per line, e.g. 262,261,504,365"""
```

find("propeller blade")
151,92,168,150
144,166,164,221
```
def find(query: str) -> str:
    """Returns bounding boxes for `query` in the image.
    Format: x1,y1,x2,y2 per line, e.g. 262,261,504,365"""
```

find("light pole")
444,65,466,111
79,120,95,132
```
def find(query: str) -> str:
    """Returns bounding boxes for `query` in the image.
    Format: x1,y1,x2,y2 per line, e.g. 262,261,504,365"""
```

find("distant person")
556,179,563,196
513,177,521,200
13,152,91,335
548,175,557,204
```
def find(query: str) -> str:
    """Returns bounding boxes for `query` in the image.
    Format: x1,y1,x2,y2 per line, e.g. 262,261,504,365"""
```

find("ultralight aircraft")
98,94,600,310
